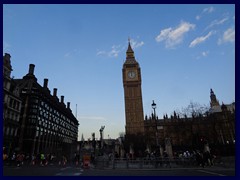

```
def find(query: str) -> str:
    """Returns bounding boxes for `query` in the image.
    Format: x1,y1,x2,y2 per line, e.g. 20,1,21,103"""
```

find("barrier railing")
94,157,199,169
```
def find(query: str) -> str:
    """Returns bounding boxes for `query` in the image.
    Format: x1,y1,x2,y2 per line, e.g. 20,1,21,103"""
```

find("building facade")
3,54,79,158
120,44,235,155
144,89,235,155
3,53,22,155
122,42,145,135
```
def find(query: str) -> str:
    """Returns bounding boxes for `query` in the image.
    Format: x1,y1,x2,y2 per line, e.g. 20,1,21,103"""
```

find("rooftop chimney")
28,64,35,75
4,53,11,61
67,102,70,109
53,88,57,96
61,96,64,103
3,53,12,71
43,79,48,88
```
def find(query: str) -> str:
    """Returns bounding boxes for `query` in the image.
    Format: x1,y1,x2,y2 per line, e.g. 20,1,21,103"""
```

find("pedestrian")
40,153,45,166
31,154,36,165
16,153,24,167
3,152,8,166
74,153,80,166
62,155,67,166
196,151,204,168
11,152,16,166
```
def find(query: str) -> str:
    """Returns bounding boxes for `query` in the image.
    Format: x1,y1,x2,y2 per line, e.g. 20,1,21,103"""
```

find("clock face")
128,71,136,79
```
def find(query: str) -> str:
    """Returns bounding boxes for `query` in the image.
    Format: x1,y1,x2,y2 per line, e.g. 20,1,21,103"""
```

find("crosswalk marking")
55,166,83,176
197,170,226,176
60,166,71,171
73,173,82,176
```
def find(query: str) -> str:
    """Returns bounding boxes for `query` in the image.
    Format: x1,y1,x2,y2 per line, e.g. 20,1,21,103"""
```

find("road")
3,165,235,176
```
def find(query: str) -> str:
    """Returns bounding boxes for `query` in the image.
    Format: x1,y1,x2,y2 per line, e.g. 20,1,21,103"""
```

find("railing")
94,157,198,169
93,156,234,169
3,155,233,169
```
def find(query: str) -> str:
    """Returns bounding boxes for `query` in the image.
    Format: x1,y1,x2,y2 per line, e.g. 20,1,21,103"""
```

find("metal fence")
94,157,199,169
93,156,235,169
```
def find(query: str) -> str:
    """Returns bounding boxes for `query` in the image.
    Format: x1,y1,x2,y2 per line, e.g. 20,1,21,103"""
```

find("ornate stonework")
122,42,144,135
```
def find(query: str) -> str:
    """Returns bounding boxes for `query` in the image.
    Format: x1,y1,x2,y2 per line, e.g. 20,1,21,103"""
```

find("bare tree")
181,101,209,118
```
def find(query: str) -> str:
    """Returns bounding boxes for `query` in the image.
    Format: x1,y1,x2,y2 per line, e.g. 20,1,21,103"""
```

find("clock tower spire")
122,41,144,135
126,39,135,59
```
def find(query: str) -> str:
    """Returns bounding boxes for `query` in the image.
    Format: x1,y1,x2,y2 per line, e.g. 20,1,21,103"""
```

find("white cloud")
97,38,144,58
108,45,121,57
189,31,213,48
97,45,121,58
218,28,235,45
202,51,209,57
96,50,106,56
196,15,201,20
64,49,80,58
131,39,144,49
155,28,172,42
155,21,195,48
206,17,229,30
195,6,215,22
203,6,215,14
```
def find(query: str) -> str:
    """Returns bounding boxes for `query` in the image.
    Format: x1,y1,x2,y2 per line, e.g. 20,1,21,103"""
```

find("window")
6,127,9,135
36,131,39,137
14,128,18,136
11,128,14,136
13,100,16,109
6,82,11,90
4,95,8,103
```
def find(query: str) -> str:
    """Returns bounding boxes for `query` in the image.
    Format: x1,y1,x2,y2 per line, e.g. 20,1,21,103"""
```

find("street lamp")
152,100,156,119
99,126,105,149
151,100,159,152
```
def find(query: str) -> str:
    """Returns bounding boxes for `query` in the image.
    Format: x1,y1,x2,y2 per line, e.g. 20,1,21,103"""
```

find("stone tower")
122,41,144,135
210,88,220,107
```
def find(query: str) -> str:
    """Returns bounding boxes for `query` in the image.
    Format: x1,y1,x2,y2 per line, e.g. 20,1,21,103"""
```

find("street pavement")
3,164,235,176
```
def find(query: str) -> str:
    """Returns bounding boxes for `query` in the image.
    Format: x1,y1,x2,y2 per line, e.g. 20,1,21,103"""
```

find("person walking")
40,153,45,166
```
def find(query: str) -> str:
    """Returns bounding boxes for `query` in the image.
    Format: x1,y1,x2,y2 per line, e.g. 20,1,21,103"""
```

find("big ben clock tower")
122,41,144,135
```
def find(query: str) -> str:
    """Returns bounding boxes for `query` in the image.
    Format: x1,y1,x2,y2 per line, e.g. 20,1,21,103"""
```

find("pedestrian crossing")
55,166,84,176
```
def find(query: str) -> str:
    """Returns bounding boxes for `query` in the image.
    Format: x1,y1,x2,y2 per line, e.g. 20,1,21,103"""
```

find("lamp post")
99,126,105,149
92,133,96,158
152,100,156,119
152,100,159,150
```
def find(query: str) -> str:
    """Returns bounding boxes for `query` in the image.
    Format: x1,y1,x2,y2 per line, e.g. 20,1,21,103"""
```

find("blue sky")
3,4,235,140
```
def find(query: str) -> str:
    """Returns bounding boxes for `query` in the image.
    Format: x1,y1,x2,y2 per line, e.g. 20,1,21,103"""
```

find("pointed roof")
210,88,220,107
126,38,135,59
124,39,137,65
127,41,134,54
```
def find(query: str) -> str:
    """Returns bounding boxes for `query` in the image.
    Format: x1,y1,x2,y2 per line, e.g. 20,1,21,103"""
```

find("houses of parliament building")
122,42,235,155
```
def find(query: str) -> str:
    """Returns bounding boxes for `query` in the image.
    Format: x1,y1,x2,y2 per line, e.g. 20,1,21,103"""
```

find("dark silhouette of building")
144,89,235,155
3,53,79,158
3,53,22,155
